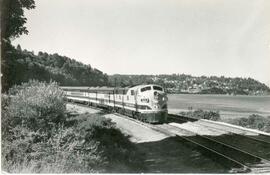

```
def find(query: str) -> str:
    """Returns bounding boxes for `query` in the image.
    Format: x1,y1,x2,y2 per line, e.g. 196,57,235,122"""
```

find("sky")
13,0,270,86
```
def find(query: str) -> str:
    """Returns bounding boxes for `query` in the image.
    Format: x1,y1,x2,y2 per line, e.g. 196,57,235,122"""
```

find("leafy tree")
1,0,36,92
16,44,22,51
1,0,35,40
3,47,109,88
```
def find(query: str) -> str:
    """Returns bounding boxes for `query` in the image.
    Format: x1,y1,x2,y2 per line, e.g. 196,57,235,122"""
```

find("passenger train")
61,84,168,123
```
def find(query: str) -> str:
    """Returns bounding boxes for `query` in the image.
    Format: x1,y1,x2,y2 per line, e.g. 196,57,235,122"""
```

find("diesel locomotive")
61,84,168,123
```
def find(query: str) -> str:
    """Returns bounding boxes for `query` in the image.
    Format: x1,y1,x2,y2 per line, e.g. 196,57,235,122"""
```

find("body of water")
167,94,270,120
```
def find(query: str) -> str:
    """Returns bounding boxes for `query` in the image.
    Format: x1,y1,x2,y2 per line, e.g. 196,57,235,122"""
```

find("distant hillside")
109,74,270,95
4,44,109,90
4,44,269,95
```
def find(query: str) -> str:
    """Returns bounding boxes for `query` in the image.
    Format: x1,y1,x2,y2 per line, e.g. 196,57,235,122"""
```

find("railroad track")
168,114,270,144
113,113,253,173
167,114,270,173
168,114,270,159
195,119,270,145
106,111,270,173
67,103,270,173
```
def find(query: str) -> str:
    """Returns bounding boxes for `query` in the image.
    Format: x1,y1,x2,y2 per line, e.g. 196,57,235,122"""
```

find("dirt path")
66,103,100,114
66,104,169,143
104,114,169,143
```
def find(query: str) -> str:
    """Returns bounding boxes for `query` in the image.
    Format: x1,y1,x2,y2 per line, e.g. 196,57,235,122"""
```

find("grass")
2,80,145,173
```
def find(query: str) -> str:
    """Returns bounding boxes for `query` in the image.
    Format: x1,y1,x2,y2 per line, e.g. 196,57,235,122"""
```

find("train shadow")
166,115,198,124
134,134,270,173
135,136,232,173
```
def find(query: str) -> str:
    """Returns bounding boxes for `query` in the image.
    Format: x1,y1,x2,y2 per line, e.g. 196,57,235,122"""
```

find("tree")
1,0,35,40
1,0,35,92
16,44,22,51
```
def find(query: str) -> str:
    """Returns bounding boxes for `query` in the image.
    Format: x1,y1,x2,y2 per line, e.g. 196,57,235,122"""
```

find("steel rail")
168,114,270,144
113,113,251,173
168,114,270,165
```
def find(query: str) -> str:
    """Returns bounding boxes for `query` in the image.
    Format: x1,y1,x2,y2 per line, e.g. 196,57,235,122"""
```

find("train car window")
131,90,135,95
141,86,151,92
153,86,163,91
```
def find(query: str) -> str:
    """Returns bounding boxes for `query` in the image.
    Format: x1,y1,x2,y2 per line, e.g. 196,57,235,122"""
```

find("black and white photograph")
1,0,270,173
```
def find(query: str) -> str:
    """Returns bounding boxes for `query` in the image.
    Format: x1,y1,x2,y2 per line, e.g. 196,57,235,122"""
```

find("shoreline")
168,93,270,97
168,108,270,121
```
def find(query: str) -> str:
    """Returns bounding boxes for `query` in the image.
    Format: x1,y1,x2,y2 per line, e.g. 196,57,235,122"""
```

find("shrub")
2,124,103,173
232,114,270,133
180,109,221,121
71,115,144,173
2,81,143,173
2,80,66,172
6,80,66,133
1,94,12,138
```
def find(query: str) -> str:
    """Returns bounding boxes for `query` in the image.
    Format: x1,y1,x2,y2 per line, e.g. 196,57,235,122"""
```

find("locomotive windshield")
153,86,163,91
141,86,151,92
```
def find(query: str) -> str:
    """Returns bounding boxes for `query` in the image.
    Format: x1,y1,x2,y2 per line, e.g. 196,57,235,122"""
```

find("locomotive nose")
152,91,167,110
154,91,163,96
153,91,167,101
153,91,160,100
